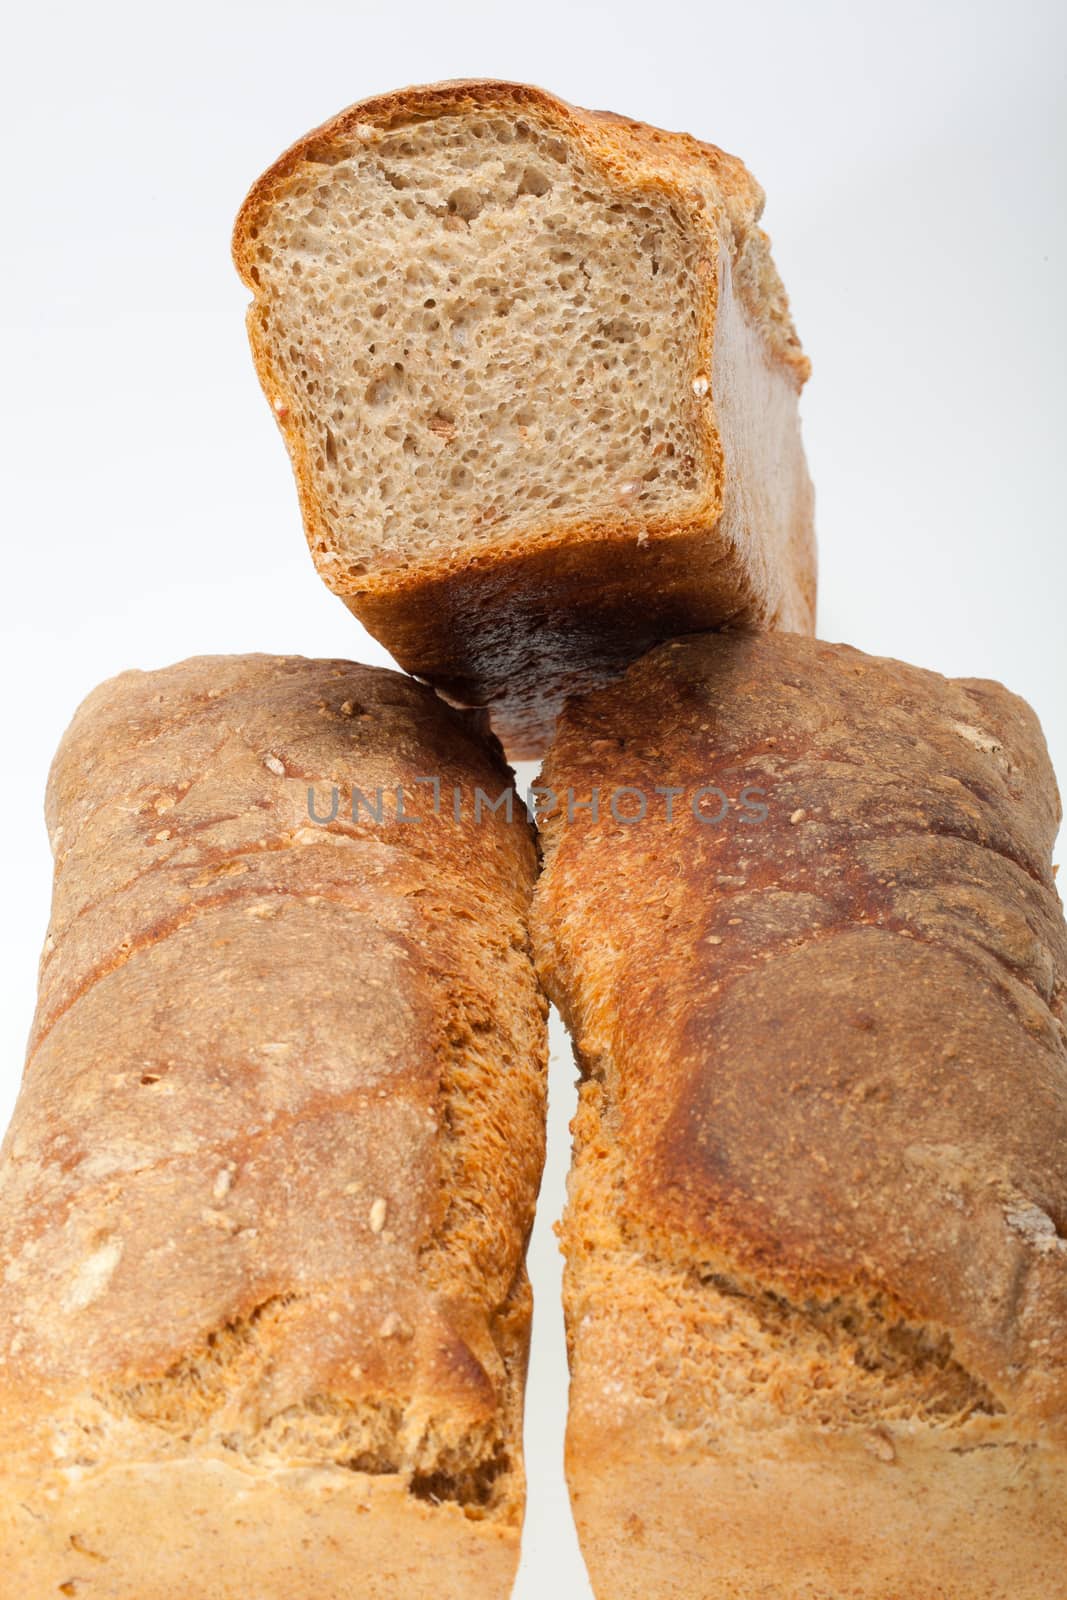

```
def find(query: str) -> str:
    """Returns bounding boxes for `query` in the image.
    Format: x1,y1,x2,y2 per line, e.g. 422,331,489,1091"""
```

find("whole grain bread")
233,80,816,755
532,631,1067,1599
0,655,547,1600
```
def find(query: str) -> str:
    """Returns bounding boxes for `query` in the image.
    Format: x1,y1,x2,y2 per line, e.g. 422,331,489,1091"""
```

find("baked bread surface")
533,631,1067,1598
234,80,816,755
0,654,547,1599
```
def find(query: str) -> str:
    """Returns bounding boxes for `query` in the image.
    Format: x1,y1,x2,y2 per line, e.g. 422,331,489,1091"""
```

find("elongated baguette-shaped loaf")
233,80,815,755
533,632,1067,1599
0,655,547,1600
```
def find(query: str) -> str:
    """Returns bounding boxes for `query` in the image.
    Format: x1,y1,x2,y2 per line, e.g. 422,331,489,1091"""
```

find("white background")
1,2,1064,1593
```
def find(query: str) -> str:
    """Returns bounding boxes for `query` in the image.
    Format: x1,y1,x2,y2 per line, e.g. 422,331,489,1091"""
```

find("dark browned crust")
353,520,811,759
534,632,1067,1428
232,80,815,756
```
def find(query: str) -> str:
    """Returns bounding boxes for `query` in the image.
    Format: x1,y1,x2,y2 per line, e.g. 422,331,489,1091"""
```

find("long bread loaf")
0,654,546,1600
533,631,1067,1599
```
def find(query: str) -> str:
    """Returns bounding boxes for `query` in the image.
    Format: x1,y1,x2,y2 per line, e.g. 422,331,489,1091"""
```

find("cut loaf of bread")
233,80,815,755
533,632,1067,1599
0,655,547,1600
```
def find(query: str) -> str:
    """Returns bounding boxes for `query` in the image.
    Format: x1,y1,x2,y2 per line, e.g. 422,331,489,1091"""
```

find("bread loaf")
233,80,815,755
532,631,1067,1598
0,654,547,1600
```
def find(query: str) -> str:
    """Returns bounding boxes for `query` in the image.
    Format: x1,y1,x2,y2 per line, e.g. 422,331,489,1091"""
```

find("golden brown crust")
233,81,816,756
0,1464,522,1599
0,655,547,1595
566,1418,1067,1600
534,631,1067,1596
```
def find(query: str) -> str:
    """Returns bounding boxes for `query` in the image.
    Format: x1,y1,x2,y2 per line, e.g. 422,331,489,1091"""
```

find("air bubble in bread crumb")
448,187,483,222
